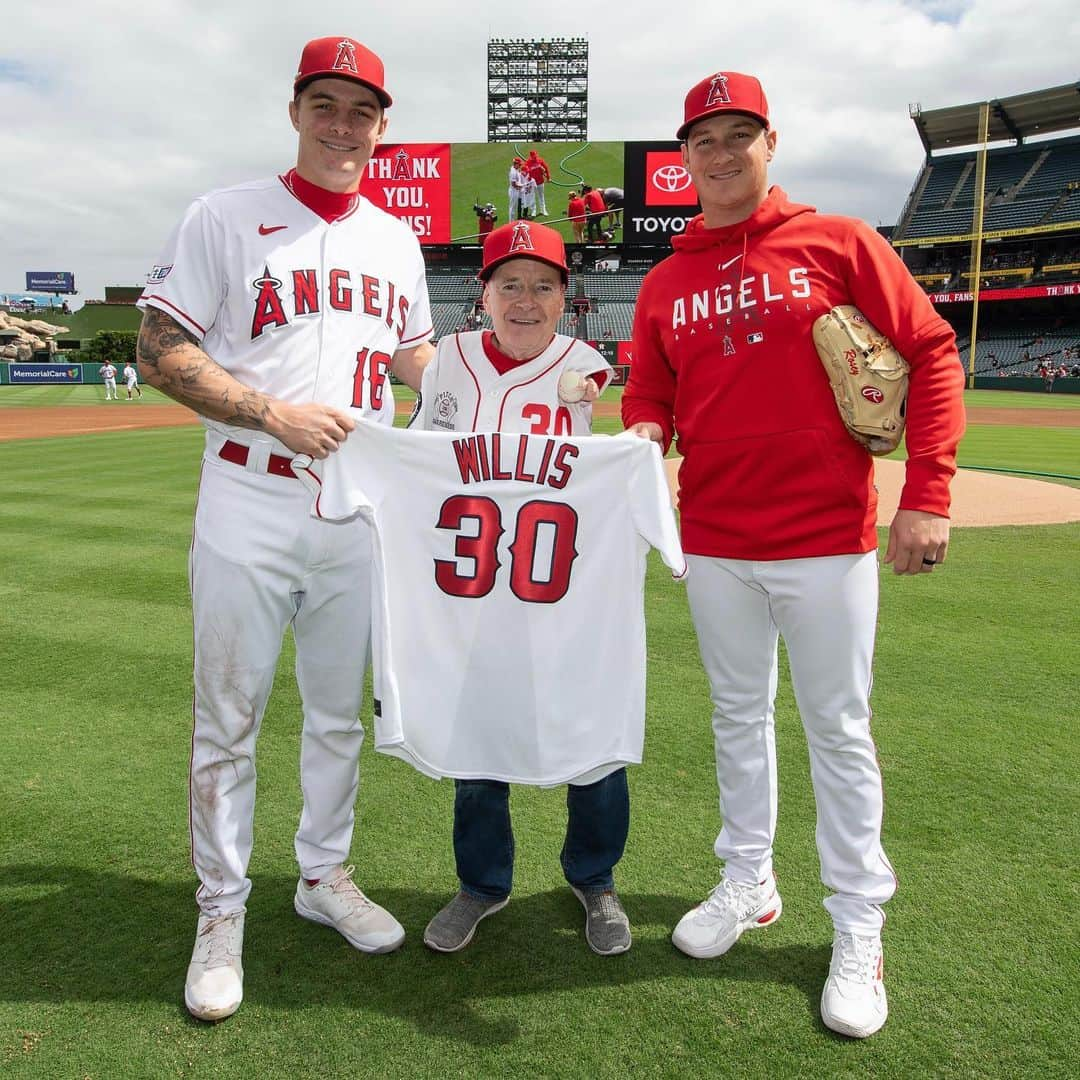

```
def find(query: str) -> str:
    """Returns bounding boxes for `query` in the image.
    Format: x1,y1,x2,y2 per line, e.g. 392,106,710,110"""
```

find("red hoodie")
622,187,965,560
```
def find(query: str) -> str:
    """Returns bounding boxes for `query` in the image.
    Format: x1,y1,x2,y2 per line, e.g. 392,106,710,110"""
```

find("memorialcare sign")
8,364,83,383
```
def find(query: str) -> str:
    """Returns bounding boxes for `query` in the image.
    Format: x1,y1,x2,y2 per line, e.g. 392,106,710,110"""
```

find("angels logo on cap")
479,221,568,282
509,222,535,253
705,74,731,107
294,35,392,107
331,40,358,76
677,70,769,140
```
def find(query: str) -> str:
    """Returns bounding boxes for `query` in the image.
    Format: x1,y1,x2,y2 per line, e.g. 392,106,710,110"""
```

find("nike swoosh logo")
720,254,743,271
258,224,287,235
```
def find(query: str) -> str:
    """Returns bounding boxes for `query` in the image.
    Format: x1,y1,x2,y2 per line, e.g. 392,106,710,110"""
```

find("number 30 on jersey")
434,495,580,604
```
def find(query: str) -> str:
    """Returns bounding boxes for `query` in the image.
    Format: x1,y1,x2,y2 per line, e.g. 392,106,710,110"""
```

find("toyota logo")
652,164,692,193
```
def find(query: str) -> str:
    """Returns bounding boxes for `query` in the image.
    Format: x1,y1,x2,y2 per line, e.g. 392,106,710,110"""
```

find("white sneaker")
820,932,888,1038
184,912,244,1021
671,874,782,958
294,864,405,954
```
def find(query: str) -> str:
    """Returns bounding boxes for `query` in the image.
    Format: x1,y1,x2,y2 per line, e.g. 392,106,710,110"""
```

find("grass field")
0,393,1077,1077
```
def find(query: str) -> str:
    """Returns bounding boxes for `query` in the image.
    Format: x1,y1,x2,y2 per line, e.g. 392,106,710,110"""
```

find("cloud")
1,0,1076,304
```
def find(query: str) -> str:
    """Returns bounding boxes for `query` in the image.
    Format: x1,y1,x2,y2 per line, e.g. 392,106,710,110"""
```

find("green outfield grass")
0,396,1077,1077
0,384,173,407
962,389,1080,410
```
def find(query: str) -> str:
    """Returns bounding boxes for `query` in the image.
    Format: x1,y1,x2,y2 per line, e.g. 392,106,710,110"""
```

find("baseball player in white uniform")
100,361,118,400
407,222,647,957
122,362,142,400
508,158,526,222
135,35,434,1023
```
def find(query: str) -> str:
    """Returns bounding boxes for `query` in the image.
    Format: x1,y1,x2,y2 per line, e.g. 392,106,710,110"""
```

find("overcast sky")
1,0,1076,307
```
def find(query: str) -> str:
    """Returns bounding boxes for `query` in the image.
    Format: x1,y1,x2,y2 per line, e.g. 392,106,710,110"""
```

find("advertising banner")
358,141,707,250
360,141,627,247
621,141,699,246
8,363,83,383
26,272,76,293
360,143,453,242
929,283,1080,304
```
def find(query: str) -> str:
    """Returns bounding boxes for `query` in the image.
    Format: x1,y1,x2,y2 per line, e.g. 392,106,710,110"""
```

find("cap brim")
677,108,767,141
294,73,392,108
478,253,569,283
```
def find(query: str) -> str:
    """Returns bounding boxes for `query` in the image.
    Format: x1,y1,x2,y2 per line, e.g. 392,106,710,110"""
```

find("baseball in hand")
557,370,588,404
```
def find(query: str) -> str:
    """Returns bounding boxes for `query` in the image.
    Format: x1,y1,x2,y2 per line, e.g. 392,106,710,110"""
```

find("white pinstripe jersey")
137,173,432,453
412,331,612,436
298,421,687,785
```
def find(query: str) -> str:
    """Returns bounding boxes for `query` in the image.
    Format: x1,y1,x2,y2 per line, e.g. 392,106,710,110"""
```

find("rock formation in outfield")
0,312,70,361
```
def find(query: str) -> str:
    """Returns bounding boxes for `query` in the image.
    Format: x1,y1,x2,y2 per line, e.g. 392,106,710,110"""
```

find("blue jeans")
453,769,629,901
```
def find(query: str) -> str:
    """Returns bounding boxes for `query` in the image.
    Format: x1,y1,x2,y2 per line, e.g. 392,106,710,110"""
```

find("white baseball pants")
189,449,373,917
685,552,896,934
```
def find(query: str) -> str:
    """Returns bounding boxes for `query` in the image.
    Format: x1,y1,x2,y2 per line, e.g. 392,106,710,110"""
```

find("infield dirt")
3,400,1077,527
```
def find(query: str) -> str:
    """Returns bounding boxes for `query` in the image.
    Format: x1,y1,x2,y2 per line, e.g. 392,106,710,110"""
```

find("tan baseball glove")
813,305,910,456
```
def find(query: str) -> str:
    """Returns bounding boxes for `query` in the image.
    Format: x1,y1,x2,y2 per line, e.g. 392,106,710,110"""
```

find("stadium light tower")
487,38,588,142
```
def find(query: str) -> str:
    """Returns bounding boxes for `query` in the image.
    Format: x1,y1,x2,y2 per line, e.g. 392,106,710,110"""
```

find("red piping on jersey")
400,326,434,348
188,462,204,897
495,340,575,429
457,334,485,429
293,463,324,516
279,168,362,225
142,293,207,336
481,329,557,374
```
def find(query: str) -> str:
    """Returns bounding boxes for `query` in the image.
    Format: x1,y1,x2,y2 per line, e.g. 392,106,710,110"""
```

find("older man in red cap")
623,72,965,1038
410,221,631,957
136,35,434,1022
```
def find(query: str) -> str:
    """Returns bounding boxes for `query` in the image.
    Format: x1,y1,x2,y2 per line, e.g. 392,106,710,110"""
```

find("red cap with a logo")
479,222,569,283
677,71,769,141
294,36,392,107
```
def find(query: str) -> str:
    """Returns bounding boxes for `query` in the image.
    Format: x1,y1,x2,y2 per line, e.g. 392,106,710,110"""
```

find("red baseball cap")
677,71,769,141
479,222,569,283
294,36,392,107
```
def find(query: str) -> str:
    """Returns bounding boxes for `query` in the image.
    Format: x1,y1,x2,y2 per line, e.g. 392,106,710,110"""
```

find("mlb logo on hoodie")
747,332,764,344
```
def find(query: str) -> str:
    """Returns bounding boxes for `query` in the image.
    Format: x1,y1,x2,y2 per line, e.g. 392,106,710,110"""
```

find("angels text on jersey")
250,265,410,341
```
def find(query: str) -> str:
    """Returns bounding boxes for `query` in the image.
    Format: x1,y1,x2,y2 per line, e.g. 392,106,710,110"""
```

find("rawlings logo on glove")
813,305,909,456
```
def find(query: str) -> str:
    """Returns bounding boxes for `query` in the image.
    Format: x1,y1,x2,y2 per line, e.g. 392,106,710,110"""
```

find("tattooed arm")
136,306,354,458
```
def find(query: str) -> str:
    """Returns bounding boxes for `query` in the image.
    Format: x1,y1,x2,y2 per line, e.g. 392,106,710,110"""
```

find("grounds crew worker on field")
136,35,433,1022
622,70,965,1039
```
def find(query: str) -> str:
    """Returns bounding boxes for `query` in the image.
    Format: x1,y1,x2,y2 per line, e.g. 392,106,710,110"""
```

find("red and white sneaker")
820,932,888,1038
671,874,782,958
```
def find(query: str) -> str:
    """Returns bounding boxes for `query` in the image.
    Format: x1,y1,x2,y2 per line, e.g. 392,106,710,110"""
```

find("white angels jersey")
412,331,613,436
137,174,432,454
297,420,687,785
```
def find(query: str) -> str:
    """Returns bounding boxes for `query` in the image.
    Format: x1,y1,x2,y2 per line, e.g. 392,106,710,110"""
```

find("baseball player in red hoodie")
623,71,965,1039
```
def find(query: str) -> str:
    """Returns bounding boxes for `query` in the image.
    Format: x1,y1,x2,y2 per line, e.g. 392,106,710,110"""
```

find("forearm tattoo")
136,307,273,431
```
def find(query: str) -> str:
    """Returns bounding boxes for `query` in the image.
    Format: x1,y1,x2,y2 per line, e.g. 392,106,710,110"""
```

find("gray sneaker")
424,890,509,953
571,886,632,956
